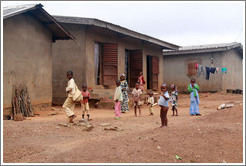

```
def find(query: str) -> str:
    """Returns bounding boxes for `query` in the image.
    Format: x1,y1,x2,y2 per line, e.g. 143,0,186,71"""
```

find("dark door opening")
129,50,143,87
95,42,118,86
147,55,159,91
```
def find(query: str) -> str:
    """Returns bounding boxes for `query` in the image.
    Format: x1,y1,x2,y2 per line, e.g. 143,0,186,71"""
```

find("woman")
120,74,129,113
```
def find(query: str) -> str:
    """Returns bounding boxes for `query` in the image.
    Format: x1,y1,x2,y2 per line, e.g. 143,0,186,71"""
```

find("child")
62,71,77,123
138,71,145,91
81,84,91,121
188,78,201,116
158,83,169,127
170,84,178,116
132,82,142,116
114,80,123,119
147,91,155,115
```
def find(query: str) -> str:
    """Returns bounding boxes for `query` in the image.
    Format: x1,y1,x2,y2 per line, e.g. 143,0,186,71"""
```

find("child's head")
191,78,196,84
66,71,73,80
161,83,168,92
120,73,125,81
82,84,87,91
171,84,176,91
148,91,153,97
139,71,143,76
135,82,140,89
116,80,121,87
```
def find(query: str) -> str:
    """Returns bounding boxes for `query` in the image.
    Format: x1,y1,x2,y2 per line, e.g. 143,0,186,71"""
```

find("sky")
1,1,245,47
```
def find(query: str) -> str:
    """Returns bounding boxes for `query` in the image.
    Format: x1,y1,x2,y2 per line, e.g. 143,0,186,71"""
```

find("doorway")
147,55,159,91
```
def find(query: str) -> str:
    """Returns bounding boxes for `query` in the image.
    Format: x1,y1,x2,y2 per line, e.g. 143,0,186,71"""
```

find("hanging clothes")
216,67,220,74
205,67,216,80
197,65,205,78
195,63,198,70
221,67,227,74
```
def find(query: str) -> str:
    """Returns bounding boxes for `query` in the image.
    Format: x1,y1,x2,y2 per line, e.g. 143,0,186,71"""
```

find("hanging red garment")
195,63,198,70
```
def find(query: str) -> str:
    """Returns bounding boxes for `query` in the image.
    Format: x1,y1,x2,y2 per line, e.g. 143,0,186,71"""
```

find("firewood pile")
12,85,34,120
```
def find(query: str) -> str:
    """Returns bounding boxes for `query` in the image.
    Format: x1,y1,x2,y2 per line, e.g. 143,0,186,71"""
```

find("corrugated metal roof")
163,42,243,56
3,4,75,41
53,15,180,50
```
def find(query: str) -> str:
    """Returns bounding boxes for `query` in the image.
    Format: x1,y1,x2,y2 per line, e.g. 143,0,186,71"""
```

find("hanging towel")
221,67,227,74
206,67,216,80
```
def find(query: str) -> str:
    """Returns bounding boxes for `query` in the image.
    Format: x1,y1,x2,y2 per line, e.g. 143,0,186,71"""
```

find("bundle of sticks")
12,85,34,120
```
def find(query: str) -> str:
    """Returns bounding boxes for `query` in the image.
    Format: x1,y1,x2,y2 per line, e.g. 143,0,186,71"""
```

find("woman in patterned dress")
120,74,129,113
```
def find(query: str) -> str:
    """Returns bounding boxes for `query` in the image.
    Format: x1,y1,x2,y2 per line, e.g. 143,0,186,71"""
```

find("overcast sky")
2,1,245,47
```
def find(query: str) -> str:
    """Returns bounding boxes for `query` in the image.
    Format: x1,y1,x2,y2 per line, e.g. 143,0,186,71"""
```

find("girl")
114,80,123,119
138,71,145,91
188,78,201,116
132,83,142,116
170,84,178,116
158,83,169,127
120,74,129,113
62,71,77,123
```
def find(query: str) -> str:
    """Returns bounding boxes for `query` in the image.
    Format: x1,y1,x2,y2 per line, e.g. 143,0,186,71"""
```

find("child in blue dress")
188,78,201,116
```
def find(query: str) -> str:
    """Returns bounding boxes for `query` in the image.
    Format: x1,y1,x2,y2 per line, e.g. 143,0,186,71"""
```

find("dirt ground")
3,93,244,163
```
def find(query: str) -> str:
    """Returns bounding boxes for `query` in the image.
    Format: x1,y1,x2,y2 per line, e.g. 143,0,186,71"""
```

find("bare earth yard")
3,93,243,163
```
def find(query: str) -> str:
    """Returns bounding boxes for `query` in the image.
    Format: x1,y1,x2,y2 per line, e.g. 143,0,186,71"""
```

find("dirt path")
3,93,243,163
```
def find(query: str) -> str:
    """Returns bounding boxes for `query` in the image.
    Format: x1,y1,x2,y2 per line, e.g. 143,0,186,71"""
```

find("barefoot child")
188,78,201,116
147,91,155,115
62,71,77,123
81,84,91,121
158,83,169,127
114,80,123,119
132,83,142,116
170,84,178,116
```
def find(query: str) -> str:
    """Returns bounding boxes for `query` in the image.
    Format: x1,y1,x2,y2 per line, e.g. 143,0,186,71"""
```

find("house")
162,42,243,92
3,4,75,115
52,16,179,105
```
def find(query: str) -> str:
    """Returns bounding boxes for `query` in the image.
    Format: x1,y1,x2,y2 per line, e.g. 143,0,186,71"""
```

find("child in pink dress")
138,72,145,91
114,80,123,119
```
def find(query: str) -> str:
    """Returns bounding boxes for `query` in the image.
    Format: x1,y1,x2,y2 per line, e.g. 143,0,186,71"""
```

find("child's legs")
115,102,121,118
194,100,200,114
160,106,164,126
149,106,153,114
162,106,168,126
81,103,86,117
134,102,137,116
190,101,196,115
138,105,141,115
85,102,90,116
63,97,75,117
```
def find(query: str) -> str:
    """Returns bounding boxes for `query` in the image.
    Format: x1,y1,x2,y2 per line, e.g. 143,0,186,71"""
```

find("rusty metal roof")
53,15,180,50
163,42,243,57
3,4,75,41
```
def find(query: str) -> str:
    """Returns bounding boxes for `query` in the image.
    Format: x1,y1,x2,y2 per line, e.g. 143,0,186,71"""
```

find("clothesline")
195,63,228,80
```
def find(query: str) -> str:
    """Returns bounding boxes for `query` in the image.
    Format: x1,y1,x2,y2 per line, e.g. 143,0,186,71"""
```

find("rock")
104,127,118,131
58,123,69,127
99,123,111,126
82,124,94,131
157,146,161,149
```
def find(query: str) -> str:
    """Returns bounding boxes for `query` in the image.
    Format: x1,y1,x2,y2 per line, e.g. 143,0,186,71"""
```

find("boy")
81,84,91,121
62,71,77,123
147,91,155,115
132,83,142,116
114,80,123,119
